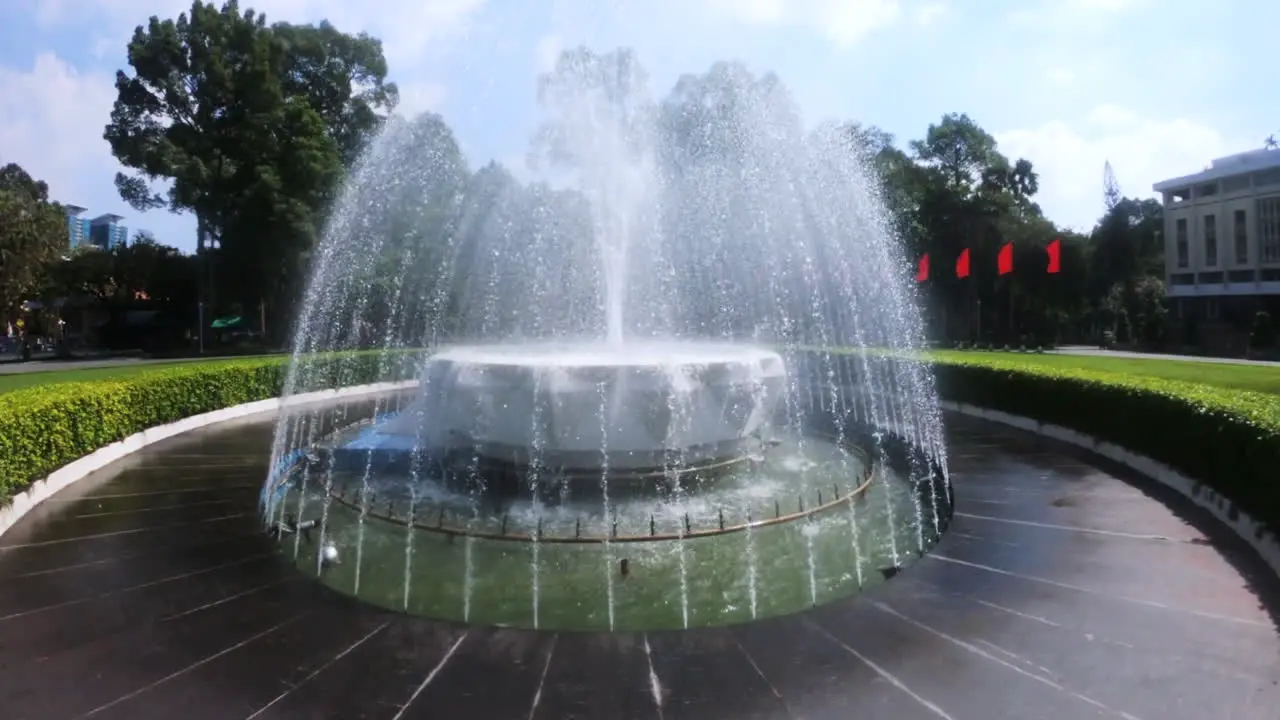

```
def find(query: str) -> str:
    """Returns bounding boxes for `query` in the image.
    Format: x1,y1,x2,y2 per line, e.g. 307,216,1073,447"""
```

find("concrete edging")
0,380,415,539
940,400,1280,577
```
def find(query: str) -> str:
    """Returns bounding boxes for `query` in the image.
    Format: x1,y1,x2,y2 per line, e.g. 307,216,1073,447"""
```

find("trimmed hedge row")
2,350,1278,536
930,355,1280,533
0,351,418,502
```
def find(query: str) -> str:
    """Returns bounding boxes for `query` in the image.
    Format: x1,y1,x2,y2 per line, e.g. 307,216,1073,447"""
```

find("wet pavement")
1,413,1278,719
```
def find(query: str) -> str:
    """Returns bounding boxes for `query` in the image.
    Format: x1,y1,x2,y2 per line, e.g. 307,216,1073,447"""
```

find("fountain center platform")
378,341,788,478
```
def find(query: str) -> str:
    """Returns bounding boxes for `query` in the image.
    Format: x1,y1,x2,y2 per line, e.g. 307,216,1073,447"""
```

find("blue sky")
2,0,1277,253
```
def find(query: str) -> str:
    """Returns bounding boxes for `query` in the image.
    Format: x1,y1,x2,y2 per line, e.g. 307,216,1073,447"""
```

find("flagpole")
1008,276,1015,339
970,276,978,343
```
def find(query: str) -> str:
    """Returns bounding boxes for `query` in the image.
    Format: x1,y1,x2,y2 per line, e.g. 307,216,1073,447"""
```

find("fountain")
377,342,787,482
261,49,951,632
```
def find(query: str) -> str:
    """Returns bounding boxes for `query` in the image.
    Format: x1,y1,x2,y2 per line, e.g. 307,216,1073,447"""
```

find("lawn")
0,356,280,394
3,348,1278,397
927,350,1280,395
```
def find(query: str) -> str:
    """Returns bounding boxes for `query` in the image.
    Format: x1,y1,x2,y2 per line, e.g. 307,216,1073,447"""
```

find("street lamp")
197,230,220,355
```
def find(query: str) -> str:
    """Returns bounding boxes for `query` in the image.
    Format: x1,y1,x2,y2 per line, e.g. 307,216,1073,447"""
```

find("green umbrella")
210,316,244,329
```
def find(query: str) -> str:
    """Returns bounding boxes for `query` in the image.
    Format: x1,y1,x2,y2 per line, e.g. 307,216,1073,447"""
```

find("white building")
1152,148,1280,327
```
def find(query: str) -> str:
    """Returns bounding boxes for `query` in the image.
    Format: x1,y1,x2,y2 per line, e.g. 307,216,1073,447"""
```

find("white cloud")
0,53,118,210
996,106,1232,231
535,34,563,74
1066,0,1144,11
698,0,903,47
1007,0,1148,26
914,3,947,25
33,0,486,67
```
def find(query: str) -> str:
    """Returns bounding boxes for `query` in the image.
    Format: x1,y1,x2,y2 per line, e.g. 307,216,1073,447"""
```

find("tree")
840,123,928,250
1087,196,1163,303
533,46,655,172
0,163,67,325
334,111,468,346
130,229,158,247
1130,275,1167,347
910,113,1003,195
42,246,118,303
113,236,195,302
273,21,399,166
0,163,52,201
891,114,1047,341
103,1,391,340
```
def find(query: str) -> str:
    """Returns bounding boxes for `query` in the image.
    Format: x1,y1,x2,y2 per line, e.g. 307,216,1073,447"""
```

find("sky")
1,0,1277,253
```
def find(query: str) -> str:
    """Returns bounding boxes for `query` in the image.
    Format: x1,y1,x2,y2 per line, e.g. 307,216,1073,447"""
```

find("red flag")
916,253,929,282
1046,238,1061,274
997,242,1013,276
955,248,971,279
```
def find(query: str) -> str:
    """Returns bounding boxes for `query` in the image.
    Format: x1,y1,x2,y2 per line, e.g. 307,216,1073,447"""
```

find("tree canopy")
103,0,396,339
0,163,67,324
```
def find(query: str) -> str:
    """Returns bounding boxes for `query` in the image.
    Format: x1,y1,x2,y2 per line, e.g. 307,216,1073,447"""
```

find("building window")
1203,214,1217,266
1175,218,1189,267
1259,197,1280,263
1235,209,1249,264
1198,182,1218,197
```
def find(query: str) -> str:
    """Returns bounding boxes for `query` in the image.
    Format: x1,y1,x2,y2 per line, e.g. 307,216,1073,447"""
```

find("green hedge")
931,356,1280,534
3,349,1278,539
0,351,418,502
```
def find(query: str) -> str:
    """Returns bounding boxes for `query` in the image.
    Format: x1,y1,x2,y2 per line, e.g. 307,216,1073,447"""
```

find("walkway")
1,414,1277,719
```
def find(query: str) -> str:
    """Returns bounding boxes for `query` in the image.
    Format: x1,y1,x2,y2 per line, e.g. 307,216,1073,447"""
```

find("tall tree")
0,164,67,325
0,163,53,202
533,46,655,171
42,246,118,303
272,21,399,166
103,0,390,339
841,122,928,249
910,113,1002,195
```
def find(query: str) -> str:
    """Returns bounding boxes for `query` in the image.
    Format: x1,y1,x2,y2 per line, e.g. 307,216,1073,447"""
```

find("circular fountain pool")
264,381,948,632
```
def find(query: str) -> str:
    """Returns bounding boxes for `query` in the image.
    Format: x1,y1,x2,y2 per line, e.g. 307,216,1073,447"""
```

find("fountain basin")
378,342,787,477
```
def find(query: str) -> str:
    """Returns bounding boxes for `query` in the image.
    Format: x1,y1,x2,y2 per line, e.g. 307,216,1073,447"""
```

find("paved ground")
0,413,1277,719
1052,345,1279,366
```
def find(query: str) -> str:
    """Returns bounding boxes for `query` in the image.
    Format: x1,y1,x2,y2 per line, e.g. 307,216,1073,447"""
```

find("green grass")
0,355,285,394
5,347,1277,396
926,350,1280,395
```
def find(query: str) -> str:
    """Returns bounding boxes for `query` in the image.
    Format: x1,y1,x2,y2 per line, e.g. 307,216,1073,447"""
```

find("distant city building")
64,205,91,249
90,214,128,249
63,206,128,250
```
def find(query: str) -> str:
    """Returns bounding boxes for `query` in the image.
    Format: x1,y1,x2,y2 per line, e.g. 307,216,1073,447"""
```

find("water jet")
261,50,952,632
